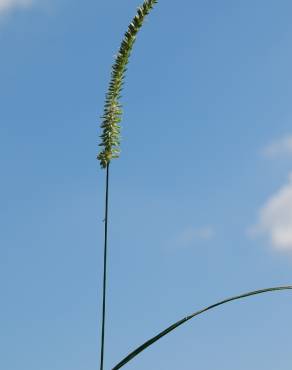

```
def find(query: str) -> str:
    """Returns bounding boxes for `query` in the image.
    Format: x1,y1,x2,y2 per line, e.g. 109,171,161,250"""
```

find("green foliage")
97,0,158,168
112,286,292,369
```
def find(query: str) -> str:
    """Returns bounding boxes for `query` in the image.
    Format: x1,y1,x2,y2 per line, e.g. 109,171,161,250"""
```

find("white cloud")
175,226,214,247
262,134,292,158
250,173,292,250
0,0,33,14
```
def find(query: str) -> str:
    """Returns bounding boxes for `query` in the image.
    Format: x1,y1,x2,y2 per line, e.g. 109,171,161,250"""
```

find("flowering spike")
97,0,158,168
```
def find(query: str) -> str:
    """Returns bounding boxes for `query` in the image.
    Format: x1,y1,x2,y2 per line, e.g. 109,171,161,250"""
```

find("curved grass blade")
97,0,158,168
112,285,292,369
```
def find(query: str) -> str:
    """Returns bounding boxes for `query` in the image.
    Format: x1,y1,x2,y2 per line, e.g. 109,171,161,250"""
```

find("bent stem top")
97,0,158,168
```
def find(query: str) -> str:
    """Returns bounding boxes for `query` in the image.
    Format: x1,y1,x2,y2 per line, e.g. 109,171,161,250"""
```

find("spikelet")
97,0,158,168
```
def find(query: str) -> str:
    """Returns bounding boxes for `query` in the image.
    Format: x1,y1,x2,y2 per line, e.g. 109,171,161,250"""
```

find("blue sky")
1,0,292,369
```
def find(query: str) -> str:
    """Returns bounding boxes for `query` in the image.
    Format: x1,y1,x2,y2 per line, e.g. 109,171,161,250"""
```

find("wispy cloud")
0,0,33,14
250,173,292,250
175,226,214,248
262,134,292,158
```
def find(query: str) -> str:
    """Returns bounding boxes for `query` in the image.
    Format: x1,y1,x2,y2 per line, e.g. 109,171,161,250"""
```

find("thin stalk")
112,285,292,369
100,163,110,370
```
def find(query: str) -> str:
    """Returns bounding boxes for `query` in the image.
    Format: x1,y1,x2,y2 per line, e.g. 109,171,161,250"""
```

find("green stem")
112,285,292,369
100,163,110,370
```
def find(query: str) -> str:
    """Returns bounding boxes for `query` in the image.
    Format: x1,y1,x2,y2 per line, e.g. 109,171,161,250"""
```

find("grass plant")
97,1,292,369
